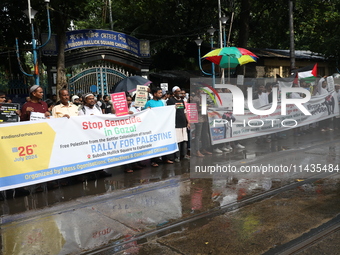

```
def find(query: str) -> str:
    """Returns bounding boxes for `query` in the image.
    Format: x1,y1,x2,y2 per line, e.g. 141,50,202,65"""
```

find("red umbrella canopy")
202,47,258,69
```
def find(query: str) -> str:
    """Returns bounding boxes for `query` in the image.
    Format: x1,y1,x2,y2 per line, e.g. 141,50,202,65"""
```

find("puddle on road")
1,169,296,255
1,130,340,254
154,177,340,255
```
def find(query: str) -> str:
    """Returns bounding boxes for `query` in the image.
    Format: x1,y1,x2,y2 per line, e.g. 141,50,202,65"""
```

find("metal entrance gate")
68,65,130,96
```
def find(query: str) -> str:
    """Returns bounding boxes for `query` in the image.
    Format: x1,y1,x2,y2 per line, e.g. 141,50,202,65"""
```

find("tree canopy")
1,0,340,82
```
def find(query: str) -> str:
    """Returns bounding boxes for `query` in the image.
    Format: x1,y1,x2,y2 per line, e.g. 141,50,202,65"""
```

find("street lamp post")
219,14,229,83
195,26,216,88
220,15,229,47
16,0,52,86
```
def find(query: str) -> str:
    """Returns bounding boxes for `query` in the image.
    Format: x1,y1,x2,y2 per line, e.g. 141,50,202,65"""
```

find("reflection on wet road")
1,129,340,254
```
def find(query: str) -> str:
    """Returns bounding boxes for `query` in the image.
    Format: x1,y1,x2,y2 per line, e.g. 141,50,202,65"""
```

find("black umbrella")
112,76,151,93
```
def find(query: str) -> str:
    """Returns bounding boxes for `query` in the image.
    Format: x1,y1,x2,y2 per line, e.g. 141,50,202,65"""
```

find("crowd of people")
1,76,339,173
0,84,195,173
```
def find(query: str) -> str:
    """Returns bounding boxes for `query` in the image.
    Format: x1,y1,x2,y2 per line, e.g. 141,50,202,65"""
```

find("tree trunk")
55,12,68,98
238,0,250,47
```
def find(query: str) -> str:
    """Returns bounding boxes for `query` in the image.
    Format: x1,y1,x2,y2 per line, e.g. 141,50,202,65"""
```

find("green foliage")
1,0,340,74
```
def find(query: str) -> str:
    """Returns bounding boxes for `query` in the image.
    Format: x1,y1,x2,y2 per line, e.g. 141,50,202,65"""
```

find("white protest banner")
217,93,233,108
208,92,339,144
0,106,177,191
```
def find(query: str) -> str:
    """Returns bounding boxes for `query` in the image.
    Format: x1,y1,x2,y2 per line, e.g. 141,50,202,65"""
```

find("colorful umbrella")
202,47,258,69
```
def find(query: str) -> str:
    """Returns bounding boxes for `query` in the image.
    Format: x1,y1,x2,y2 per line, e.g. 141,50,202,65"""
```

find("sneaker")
174,158,180,163
226,144,233,150
184,155,190,159
235,143,245,149
221,147,231,152
213,148,223,154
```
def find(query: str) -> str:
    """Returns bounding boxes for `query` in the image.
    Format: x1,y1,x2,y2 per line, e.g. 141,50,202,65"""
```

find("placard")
327,76,335,91
0,103,20,123
185,103,198,123
237,75,244,85
134,91,148,107
136,85,148,92
160,83,168,92
30,112,47,121
111,92,128,116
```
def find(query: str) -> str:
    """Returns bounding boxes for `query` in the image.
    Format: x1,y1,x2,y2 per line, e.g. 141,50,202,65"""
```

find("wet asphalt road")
1,127,340,254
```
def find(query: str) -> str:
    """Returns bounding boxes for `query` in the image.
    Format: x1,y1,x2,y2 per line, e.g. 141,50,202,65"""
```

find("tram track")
82,172,336,255
263,213,340,255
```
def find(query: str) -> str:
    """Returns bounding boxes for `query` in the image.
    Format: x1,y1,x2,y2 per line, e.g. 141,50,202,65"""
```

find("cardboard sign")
30,112,47,121
136,85,148,92
327,76,335,92
185,103,198,123
111,92,128,116
160,83,168,93
134,85,149,107
0,103,20,123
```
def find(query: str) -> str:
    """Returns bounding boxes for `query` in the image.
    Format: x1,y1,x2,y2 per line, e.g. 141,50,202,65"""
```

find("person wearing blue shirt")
144,87,173,166
144,88,164,108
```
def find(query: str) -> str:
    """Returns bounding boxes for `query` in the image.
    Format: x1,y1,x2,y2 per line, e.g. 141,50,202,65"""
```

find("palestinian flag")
296,64,318,82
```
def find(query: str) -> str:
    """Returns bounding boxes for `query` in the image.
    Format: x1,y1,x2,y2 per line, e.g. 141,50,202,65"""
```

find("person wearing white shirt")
257,85,269,106
78,93,103,116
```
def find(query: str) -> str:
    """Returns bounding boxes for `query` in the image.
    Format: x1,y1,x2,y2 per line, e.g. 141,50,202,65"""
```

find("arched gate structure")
68,64,131,96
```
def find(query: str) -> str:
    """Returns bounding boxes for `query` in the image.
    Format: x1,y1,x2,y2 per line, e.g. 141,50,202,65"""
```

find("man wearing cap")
21,85,51,121
79,93,102,115
52,89,79,118
167,86,190,162
71,95,81,106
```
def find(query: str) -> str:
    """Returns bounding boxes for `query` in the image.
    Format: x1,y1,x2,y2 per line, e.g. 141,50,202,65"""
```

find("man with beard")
167,86,190,162
78,93,102,116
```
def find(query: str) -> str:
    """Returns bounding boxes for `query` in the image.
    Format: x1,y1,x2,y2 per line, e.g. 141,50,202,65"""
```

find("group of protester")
1,84,195,173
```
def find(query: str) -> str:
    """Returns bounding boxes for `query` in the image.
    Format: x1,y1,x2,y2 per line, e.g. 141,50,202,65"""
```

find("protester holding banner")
317,79,333,131
127,92,140,114
335,85,340,129
167,86,190,162
191,88,212,157
79,93,103,116
20,85,51,121
52,89,79,118
145,87,174,166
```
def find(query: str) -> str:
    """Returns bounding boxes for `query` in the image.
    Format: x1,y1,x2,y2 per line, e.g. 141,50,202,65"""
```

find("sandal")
165,159,174,164
193,151,205,158
124,169,134,173
151,162,159,167
201,149,212,155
